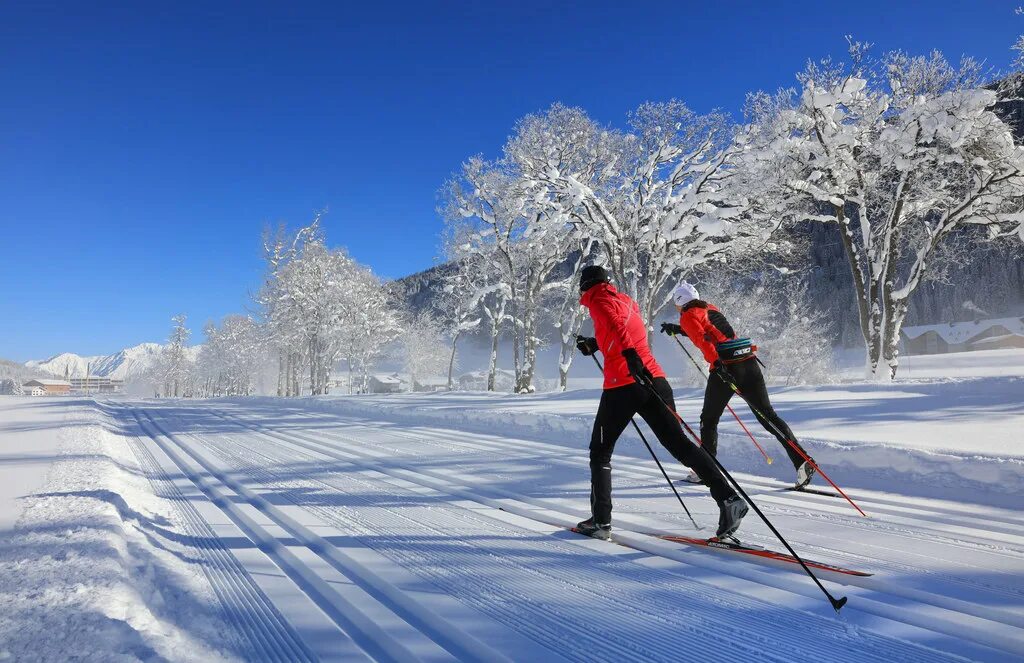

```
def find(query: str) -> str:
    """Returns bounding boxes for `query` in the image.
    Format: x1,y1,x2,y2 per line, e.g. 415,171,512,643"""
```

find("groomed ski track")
105,398,1024,662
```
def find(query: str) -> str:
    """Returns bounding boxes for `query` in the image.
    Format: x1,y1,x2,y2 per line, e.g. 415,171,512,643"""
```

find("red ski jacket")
679,301,736,365
580,283,665,389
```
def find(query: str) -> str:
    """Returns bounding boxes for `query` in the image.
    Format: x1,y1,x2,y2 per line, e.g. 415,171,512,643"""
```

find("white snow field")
0,358,1022,662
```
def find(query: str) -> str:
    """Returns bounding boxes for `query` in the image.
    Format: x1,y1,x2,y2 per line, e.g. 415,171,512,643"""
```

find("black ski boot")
575,517,612,541
716,495,748,539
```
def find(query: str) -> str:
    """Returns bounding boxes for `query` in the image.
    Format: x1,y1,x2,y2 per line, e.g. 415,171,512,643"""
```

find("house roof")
23,379,72,387
901,317,1024,344
370,374,403,385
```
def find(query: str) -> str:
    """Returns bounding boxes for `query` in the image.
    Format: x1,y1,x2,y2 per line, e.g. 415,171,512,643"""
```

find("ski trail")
193,403,1021,660
158,403,976,663
136,406,527,663
130,407,468,663
330,415,1024,570
332,418,1024,619
281,409,1024,544
275,410,1024,607
109,407,316,663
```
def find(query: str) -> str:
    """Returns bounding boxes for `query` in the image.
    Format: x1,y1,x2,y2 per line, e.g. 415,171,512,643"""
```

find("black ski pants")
700,359,808,469
589,377,734,524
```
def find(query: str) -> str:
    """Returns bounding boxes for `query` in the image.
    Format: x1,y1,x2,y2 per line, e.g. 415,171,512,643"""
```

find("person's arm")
679,309,719,364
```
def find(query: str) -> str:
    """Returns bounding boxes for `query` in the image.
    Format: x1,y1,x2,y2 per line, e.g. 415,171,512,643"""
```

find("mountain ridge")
25,342,166,380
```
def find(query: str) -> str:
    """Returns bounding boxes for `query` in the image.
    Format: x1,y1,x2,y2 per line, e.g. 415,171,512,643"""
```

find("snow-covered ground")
0,350,1022,661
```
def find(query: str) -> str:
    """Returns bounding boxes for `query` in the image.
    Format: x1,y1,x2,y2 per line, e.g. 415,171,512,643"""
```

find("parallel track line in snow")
327,413,1024,549
138,407,515,663
296,415,1024,608
182,429,767,663
201,406,1022,660
317,416,1024,589
112,408,316,663
132,408,457,663
181,407,963,663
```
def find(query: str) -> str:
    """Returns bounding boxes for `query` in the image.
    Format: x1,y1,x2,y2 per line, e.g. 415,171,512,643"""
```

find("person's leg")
637,378,735,504
731,361,808,469
699,372,734,457
588,385,639,523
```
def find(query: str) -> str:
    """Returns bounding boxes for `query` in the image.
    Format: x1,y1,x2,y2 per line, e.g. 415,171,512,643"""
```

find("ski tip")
831,596,848,613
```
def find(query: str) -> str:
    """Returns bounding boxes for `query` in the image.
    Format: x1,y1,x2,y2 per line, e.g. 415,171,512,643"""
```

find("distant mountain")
89,343,165,380
24,352,102,379
26,342,167,380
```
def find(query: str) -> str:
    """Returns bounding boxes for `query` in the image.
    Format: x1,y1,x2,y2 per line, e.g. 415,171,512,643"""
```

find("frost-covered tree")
443,156,575,393
549,248,594,391
508,102,783,336
433,263,483,390
438,223,504,390
258,217,322,396
200,315,266,396
257,217,399,396
745,44,1024,379
156,314,196,397
398,311,450,391
694,279,836,386
339,265,403,394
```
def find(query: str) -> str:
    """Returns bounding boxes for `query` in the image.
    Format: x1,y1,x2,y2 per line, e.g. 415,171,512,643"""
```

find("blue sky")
2,1,1020,361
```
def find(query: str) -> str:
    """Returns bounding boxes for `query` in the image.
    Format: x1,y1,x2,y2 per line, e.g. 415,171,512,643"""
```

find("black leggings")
589,377,734,523
700,359,808,468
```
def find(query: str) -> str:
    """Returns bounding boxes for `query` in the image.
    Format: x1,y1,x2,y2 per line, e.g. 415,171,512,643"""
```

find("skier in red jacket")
574,265,747,540
660,281,816,489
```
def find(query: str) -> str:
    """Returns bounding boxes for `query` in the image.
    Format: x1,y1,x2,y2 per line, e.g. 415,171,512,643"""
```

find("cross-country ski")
568,526,873,577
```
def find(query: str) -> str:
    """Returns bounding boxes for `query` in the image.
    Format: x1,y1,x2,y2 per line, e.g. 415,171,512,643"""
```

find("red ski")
657,534,872,577
569,527,871,577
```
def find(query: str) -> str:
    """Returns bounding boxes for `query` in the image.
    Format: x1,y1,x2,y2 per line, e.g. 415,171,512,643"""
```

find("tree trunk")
447,330,461,391
516,303,536,393
487,320,499,391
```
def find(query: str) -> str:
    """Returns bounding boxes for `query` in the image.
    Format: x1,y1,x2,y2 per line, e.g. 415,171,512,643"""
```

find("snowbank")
0,400,246,662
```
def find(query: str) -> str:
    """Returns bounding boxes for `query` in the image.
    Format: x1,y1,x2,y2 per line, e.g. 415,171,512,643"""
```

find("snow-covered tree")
258,217,322,396
692,279,836,386
199,315,266,396
339,265,403,394
443,156,574,392
508,102,784,337
398,311,450,391
745,44,1024,379
548,248,594,391
433,263,483,390
156,314,196,397
257,216,399,396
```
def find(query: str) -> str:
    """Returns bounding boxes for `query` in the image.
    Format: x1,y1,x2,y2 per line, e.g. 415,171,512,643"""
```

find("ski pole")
670,335,774,465
635,374,848,613
714,365,867,518
582,348,700,530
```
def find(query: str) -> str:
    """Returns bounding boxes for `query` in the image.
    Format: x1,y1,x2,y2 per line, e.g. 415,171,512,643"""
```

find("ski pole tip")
831,596,848,613
766,457,774,465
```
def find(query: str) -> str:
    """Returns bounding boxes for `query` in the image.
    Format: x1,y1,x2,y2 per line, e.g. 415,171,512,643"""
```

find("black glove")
575,336,599,356
660,322,682,336
622,348,653,384
711,359,725,376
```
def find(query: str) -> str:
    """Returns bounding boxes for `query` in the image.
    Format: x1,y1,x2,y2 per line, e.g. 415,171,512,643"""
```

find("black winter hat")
579,265,611,293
